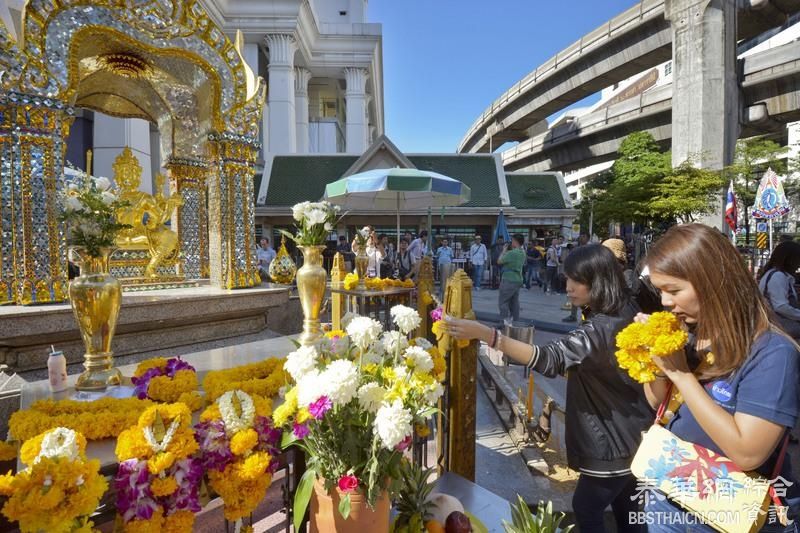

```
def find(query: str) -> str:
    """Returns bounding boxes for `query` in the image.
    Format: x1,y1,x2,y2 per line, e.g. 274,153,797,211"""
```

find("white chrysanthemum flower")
341,312,356,329
404,346,434,374
284,345,319,382
93,176,112,191
292,201,311,222
100,190,117,205
297,370,323,407
324,222,333,231
413,337,433,350
306,208,328,226
382,331,409,354
357,383,386,413
393,364,410,381
320,359,359,406
64,195,83,212
425,382,445,405
391,305,421,335
346,316,383,349
374,400,413,449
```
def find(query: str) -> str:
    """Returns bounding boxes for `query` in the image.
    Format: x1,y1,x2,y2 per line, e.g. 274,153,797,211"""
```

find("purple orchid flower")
115,459,158,522
194,420,233,471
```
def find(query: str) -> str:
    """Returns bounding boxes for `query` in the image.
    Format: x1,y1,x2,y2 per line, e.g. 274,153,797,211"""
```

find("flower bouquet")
275,305,446,531
615,311,688,383
194,390,282,525
59,175,129,258
281,201,343,246
0,427,107,533
114,404,202,532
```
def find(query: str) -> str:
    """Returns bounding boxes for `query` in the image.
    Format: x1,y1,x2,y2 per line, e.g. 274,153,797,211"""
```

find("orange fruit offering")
425,520,445,533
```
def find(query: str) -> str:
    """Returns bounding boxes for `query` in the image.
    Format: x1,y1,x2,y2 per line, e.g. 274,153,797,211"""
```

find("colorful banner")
752,168,791,220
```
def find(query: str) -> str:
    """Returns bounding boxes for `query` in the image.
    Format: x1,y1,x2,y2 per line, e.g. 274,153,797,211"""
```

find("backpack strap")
762,269,778,303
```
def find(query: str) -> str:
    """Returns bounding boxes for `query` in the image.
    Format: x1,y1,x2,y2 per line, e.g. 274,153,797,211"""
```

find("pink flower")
430,307,443,322
394,434,413,452
337,474,359,493
309,396,333,419
293,422,310,439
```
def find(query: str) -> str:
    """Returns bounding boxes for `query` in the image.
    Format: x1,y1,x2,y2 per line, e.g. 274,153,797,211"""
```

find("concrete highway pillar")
666,0,739,229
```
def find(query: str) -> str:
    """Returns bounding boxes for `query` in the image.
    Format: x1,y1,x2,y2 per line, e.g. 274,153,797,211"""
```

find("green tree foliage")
578,132,724,231
650,160,725,223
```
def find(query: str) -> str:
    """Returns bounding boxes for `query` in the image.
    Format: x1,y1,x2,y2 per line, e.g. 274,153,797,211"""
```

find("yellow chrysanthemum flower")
230,428,259,456
147,452,176,475
150,476,178,497
615,312,688,384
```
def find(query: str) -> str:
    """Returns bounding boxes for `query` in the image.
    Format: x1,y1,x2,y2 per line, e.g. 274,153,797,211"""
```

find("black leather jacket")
531,300,654,474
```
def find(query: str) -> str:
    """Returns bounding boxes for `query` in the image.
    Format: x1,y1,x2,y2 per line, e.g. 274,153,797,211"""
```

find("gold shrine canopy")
0,0,267,305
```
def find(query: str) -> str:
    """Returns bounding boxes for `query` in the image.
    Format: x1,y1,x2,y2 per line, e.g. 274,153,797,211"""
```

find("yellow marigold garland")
9,397,153,442
615,312,689,383
202,357,287,402
0,428,107,533
132,358,201,409
114,404,201,533
0,441,16,462
343,273,414,291
195,391,281,522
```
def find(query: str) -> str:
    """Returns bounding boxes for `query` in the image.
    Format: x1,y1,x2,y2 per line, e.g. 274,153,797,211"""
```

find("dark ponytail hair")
564,244,629,315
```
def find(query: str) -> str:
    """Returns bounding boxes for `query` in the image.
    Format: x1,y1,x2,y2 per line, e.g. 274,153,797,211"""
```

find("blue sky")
368,0,636,153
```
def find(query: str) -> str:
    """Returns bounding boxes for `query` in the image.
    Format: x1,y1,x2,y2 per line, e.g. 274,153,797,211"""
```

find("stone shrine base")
0,283,299,374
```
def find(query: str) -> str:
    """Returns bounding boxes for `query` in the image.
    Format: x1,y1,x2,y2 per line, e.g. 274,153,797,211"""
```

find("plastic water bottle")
47,345,67,393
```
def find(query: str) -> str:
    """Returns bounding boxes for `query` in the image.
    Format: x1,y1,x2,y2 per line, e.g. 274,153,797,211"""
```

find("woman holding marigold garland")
635,224,800,531
445,244,652,532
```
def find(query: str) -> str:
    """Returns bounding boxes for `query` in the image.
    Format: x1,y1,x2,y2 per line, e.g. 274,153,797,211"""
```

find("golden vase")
355,249,369,290
68,247,123,391
297,245,327,346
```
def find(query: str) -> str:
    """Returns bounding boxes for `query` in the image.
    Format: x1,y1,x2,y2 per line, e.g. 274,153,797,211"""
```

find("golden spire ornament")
268,235,297,284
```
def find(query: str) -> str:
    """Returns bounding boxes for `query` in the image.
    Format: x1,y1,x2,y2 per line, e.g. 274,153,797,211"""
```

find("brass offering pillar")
0,92,73,304
207,133,260,289
167,157,210,279
436,269,477,480
415,256,434,339
331,252,346,331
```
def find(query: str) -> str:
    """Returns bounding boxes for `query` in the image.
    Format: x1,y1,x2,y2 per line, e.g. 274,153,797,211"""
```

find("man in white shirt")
545,237,560,294
256,238,276,282
468,234,488,290
408,230,428,262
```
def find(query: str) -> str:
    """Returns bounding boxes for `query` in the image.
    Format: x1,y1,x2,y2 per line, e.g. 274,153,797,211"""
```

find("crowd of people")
443,224,800,533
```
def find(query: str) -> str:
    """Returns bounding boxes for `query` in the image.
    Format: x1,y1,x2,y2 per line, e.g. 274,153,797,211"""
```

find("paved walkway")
469,283,576,334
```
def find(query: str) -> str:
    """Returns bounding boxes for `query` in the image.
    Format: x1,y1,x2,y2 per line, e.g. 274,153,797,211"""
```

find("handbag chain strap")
656,382,791,516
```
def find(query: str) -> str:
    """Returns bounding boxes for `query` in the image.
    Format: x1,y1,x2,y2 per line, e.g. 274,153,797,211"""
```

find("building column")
344,67,369,154
93,114,154,193
666,0,739,229
167,157,209,280
294,67,312,154
265,34,297,154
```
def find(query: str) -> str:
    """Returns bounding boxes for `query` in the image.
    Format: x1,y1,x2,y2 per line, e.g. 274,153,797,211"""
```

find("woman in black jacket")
446,244,652,532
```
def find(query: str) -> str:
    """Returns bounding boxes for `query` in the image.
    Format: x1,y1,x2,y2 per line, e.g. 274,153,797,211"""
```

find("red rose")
337,474,359,493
